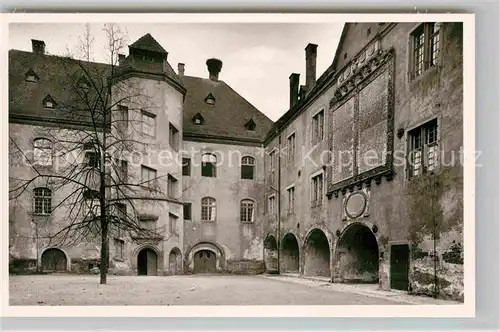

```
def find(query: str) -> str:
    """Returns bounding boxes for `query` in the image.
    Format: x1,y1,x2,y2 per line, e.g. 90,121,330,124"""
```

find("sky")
9,22,344,121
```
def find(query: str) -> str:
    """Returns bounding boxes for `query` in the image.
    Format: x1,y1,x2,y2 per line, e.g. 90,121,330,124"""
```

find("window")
205,93,216,105
114,203,126,238
183,202,192,220
240,199,255,223
42,95,56,109
169,213,179,235
312,110,324,143
141,165,157,187
287,186,295,214
244,119,256,131
33,138,52,166
83,189,100,217
167,174,178,198
139,217,156,230
33,187,51,215
201,197,216,222
268,195,276,218
114,239,124,259
287,133,296,163
25,69,39,83
410,22,441,80
117,105,129,135
83,141,100,168
192,113,204,125
408,119,439,178
182,158,191,176
201,153,217,177
117,159,128,182
141,111,156,137
241,156,255,180
269,150,276,170
311,173,324,206
169,123,179,150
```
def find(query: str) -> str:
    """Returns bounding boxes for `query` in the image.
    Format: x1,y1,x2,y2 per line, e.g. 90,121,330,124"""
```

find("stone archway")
168,248,182,275
186,242,224,273
304,229,330,277
41,248,68,272
264,234,278,273
137,247,158,276
282,233,300,273
334,223,379,283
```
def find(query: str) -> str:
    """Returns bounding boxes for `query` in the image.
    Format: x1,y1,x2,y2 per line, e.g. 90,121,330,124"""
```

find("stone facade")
263,22,464,301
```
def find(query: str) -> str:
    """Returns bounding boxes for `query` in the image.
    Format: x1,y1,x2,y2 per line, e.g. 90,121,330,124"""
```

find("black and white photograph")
3,13,475,317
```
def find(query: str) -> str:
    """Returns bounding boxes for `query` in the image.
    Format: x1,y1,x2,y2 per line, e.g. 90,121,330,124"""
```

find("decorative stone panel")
342,188,371,221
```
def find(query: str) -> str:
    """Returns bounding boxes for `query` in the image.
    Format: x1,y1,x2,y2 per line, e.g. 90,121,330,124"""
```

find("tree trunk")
100,226,109,284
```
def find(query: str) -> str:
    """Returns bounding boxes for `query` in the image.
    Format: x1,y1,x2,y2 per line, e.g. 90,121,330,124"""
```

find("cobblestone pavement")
9,274,460,306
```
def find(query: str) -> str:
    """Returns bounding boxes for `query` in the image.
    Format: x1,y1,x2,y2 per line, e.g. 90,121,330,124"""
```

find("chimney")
31,39,46,54
178,63,185,76
289,73,300,109
118,54,125,65
206,58,222,81
305,43,318,91
299,85,306,101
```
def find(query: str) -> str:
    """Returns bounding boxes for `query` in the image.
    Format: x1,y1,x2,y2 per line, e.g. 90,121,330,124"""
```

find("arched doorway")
169,248,182,275
264,235,278,273
282,233,299,273
193,250,216,274
335,223,379,283
137,248,158,276
304,229,330,277
41,248,67,272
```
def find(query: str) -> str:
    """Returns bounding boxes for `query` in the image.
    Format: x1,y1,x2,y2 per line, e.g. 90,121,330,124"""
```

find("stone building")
9,22,464,301
263,22,464,301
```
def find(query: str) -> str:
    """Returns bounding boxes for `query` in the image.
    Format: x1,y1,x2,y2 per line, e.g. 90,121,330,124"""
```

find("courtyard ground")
9,274,459,306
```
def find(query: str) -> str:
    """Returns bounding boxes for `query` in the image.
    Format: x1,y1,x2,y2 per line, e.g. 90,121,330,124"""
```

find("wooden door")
193,250,216,273
390,244,410,290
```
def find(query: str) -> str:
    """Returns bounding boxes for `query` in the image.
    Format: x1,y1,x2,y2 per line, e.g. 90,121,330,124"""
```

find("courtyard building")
9,22,464,301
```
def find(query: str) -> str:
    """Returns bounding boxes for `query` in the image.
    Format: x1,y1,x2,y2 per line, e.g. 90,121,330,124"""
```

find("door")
390,244,410,290
193,250,216,273
137,248,157,276
41,248,67,271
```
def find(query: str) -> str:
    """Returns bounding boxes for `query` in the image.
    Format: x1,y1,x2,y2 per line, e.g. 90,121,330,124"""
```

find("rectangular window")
33,139,52,166
116,159,128,182
241,156,255,180
410,23,441,80
33,188,52,215
312,110,325,143
139,219,156,231
287,186,295,214
268,195,276,218
182,158,191,176
85,152,100,168
201,154,217,177
114,203,126,238
183,202,192,220
117,105,129,135
311,173,324,206
167,174,178,198
408,119,439,178
141,165,157,187
269,150,276,170
287,133,296,162
169,123,179,150
141,111,156,137
169,213,179,235
114,239,124,260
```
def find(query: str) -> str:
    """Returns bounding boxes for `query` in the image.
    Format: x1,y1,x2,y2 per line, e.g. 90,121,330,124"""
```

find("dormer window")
42,95,56,109
78,78,90,93
25,69,39,83
192,112,205,125
204,93,216,105
244,119,256,131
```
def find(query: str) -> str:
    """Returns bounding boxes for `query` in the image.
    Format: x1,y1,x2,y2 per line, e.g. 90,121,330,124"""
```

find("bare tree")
9,24,180,284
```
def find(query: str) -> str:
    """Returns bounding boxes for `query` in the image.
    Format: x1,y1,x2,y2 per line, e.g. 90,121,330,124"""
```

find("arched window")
33,187,52,215
33,138,52,166
241,156,255,180
201,197,216,222
201,153,217,177
240,199,255,223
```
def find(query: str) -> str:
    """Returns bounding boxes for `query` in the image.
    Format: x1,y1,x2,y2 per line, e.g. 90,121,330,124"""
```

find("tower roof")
129,33,168,54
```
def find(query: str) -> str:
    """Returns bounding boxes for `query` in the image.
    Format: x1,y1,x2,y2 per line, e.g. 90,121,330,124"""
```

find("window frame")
183,202,192,220
241,156,256,180
268,194,276,219
141,165,158,188
310,171,324,207
406,118,440,179
33,187,52,215
141,110,156,137
169,123,180,151
169,213,179,235
201,153,217,178
167,174,178,198
201,197,217,222
182,158,191,176
312,109,325,144
286,185,295,215
33,138,53,166
240,199,255,223
287,132,296,163
408,22,442,81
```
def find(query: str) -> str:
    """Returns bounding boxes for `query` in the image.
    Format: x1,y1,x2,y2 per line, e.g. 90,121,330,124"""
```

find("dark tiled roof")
129,33,168,54
9,49,111,126
181,75,273,143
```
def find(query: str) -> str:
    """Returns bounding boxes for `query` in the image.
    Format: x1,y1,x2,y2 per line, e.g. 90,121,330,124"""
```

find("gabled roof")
181,76,273,143
129,33,168,54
